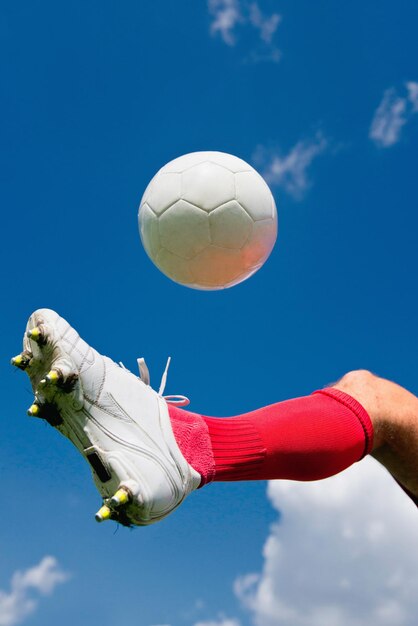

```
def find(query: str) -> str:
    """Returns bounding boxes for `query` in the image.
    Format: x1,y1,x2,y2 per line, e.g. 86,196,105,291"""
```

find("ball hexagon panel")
189,246,246,287
160,151,253,175
223,265,261,289
156,248,194,285
235,171,275,221
139,203,160,261
159,200,210,259
189,283,220,291
144,172,182,215
209,201,253,249
159,152,210,173
139,178,154,207
241,218,277,268
182,162,235,211
204,152,253,173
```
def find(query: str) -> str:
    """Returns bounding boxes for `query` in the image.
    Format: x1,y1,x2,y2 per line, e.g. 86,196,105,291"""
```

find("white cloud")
208,1,281,62
248,3,281,44
406,81,418,112
369,89,408,148
194,619,241,626
235,457,418,626
208,0,243,46
0,556,69,626
254,132,328,199
369,81,418,147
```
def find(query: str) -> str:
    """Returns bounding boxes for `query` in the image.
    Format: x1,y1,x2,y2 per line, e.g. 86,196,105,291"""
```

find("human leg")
14,309,416,528
170,371,418,507
331,369,418,499
169,386,374,484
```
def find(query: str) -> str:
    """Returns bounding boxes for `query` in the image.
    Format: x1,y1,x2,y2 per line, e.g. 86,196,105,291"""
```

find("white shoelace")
119,357,190,407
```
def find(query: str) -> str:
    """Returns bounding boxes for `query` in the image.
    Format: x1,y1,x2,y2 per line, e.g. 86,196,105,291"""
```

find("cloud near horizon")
0,556,69,626
194,617,240,626
151,459,418,626
235,457,418,626
151,617,241,626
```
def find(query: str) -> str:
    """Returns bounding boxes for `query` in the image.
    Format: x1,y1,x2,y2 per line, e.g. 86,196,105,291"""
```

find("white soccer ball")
138,151,278,290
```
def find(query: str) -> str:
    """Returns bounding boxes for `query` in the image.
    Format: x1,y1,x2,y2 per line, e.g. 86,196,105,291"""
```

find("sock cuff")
168,405,216,486
312,387,374,458
203,416,266,481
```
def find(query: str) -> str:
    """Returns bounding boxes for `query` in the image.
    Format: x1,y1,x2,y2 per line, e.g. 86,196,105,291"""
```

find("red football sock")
168,388,374,486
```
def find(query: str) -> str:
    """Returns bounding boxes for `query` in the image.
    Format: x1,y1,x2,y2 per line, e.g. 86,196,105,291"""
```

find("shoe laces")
119,357,190,407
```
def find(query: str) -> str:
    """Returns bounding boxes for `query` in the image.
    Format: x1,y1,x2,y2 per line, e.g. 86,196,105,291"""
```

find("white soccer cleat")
15,309,201,526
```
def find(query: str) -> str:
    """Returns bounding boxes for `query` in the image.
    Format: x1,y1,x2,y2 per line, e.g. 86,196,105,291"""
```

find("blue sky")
2,1,418,625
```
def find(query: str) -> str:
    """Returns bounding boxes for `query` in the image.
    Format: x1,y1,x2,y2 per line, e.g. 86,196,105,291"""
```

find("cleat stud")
38,369,76,393
46,370,61,384
110,488,131,508
26,402,62,426
27,326,45,344
11,353,31,370
95,505,112,523
27,403,40,417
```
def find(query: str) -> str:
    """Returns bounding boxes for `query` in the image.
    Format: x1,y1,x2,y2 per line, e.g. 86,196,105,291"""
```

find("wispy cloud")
208,1,281,62
208,0,243,46
248,3,281,44
151,619,240,626
369,81,418,147
254,132,328,200
0,557,69,626
369,89,408,148
235,457,418,626
406,81,418,112
194,617,241,626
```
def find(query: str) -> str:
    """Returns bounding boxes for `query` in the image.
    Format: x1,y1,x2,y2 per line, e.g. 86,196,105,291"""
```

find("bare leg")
331,370,418,497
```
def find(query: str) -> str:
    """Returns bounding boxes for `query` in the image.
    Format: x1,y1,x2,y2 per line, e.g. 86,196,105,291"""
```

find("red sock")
168,388,374,486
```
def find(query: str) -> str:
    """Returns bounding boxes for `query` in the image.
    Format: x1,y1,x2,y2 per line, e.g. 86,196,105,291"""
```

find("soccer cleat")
18,309,201,526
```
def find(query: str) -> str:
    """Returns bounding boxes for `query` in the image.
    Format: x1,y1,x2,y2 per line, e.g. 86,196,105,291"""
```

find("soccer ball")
138,151,278,290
